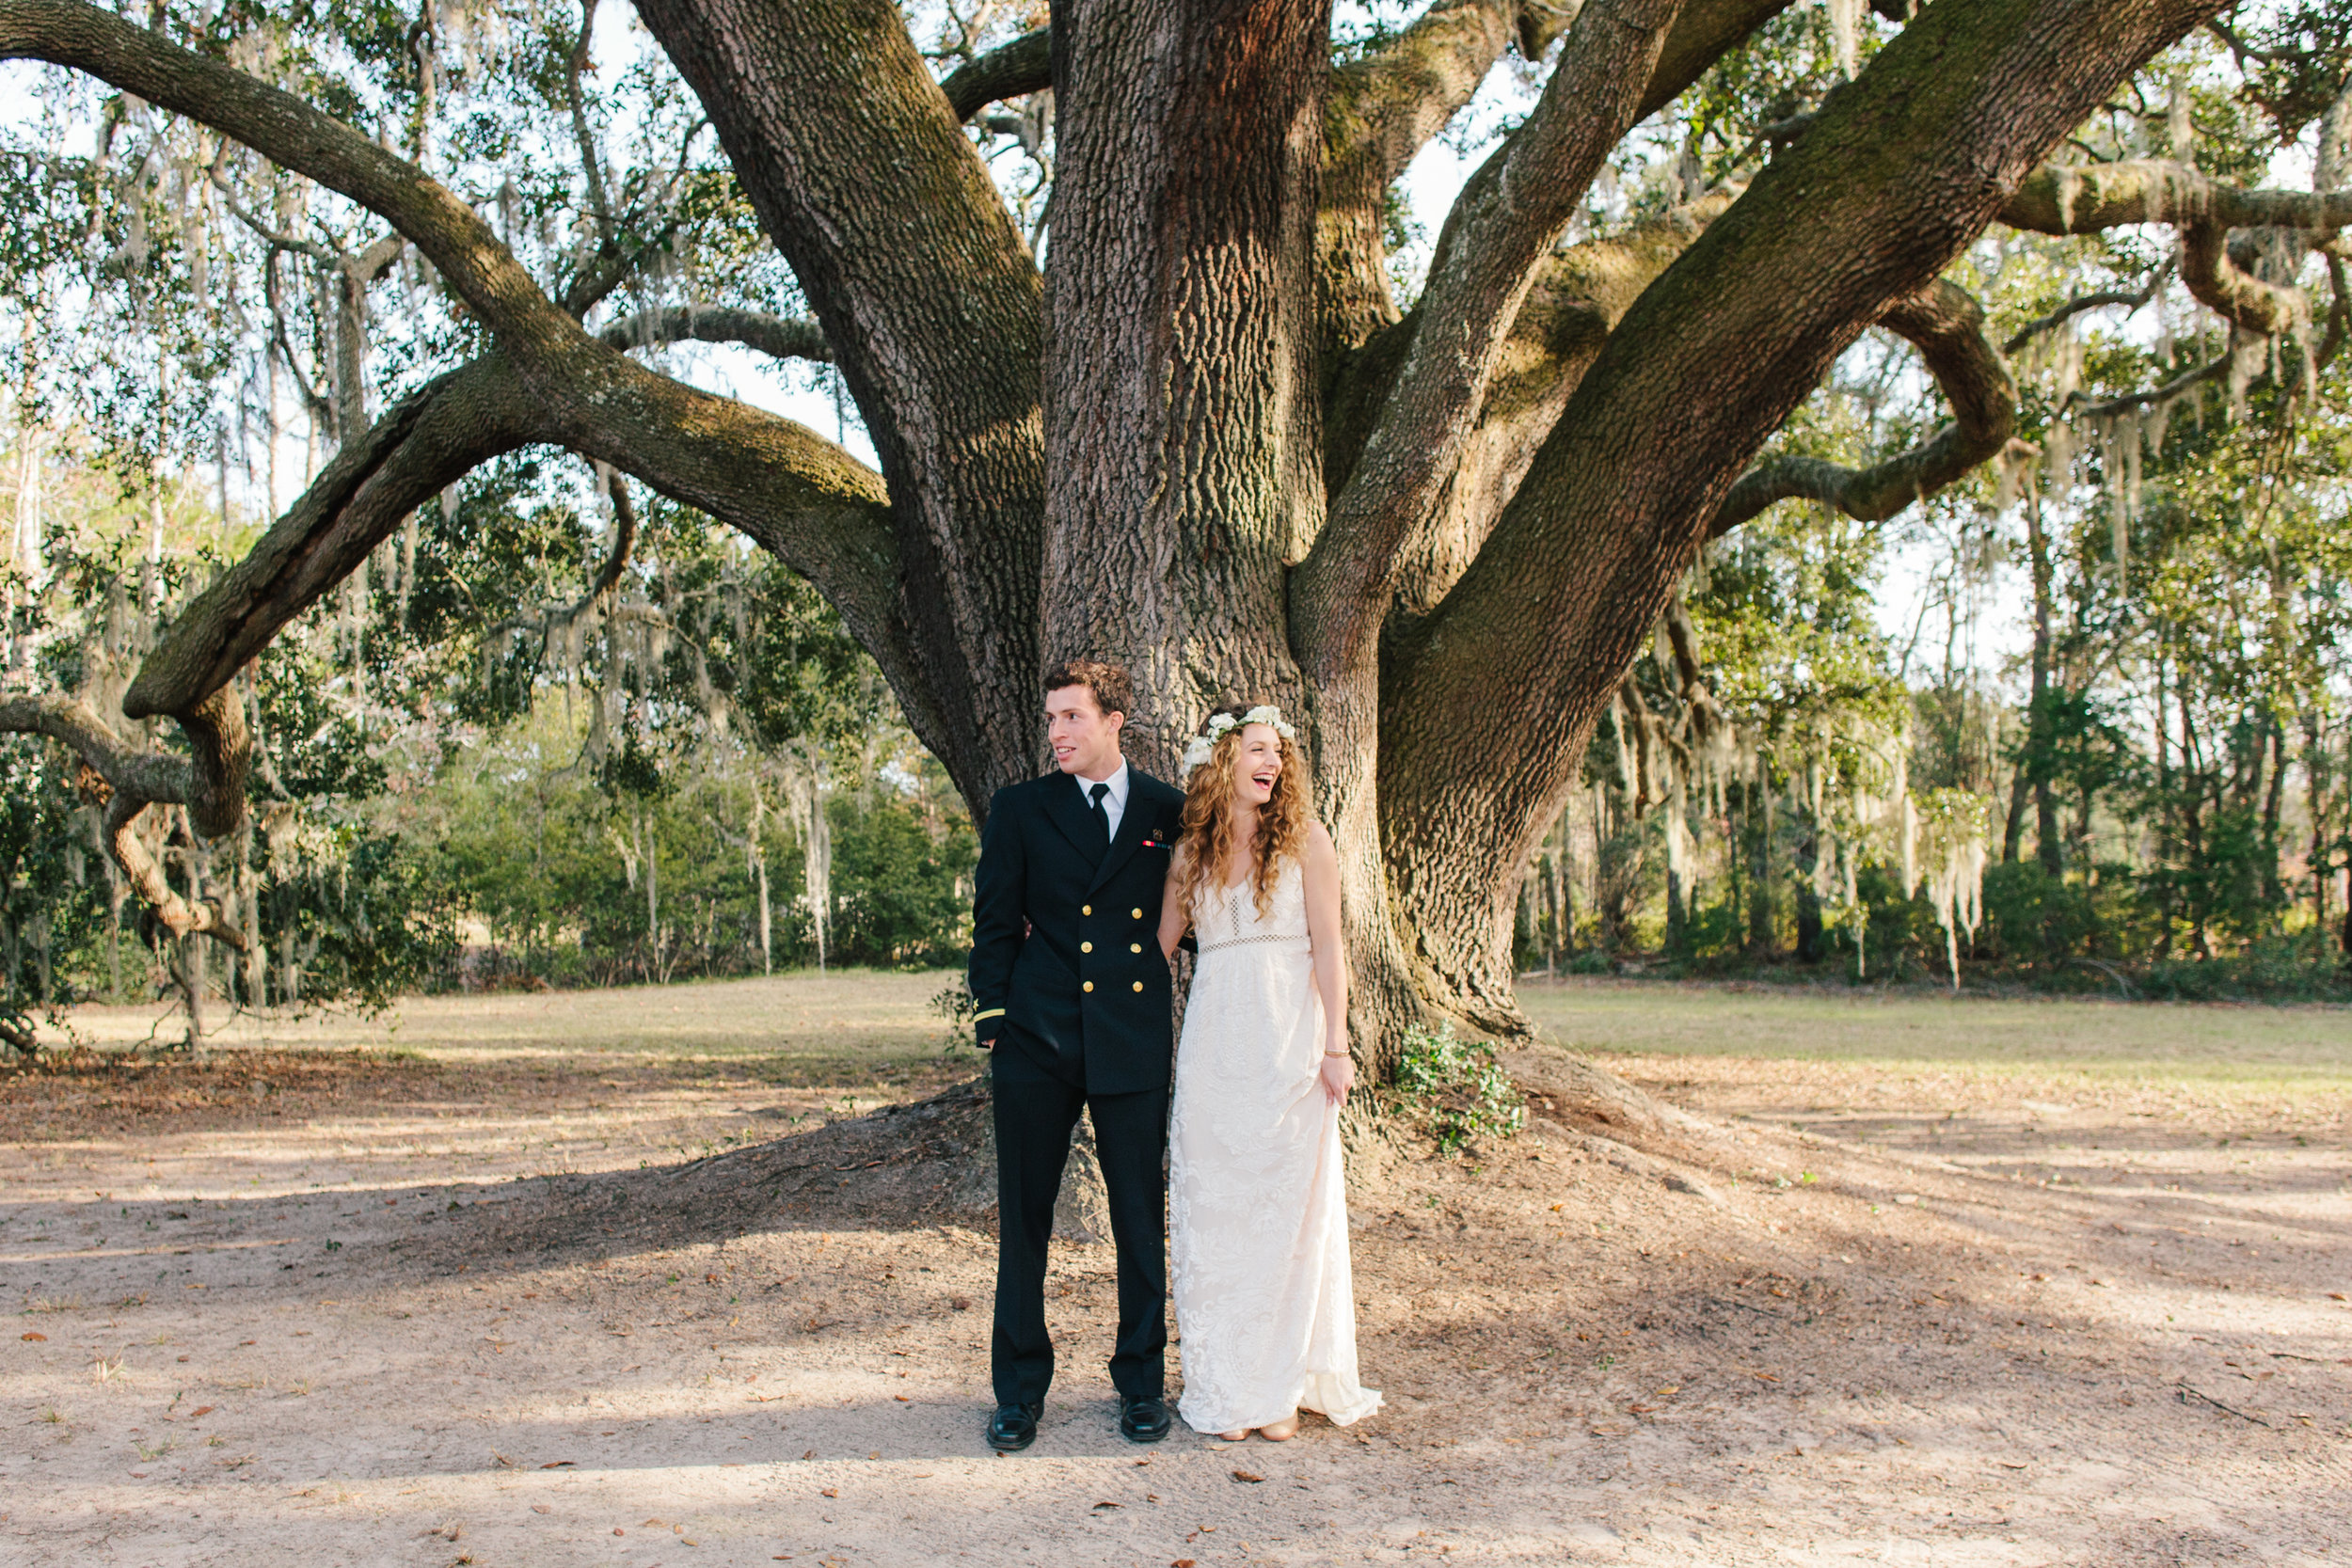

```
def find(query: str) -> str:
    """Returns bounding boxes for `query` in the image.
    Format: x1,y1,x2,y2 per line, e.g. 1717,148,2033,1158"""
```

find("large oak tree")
6,0,2348,1064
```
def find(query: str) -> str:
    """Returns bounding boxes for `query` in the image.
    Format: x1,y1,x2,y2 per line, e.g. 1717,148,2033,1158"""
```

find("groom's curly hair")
1172,705,1312,925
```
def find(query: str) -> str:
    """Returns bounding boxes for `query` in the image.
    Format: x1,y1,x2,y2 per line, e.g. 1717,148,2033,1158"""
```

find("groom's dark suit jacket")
968,768,1186,1095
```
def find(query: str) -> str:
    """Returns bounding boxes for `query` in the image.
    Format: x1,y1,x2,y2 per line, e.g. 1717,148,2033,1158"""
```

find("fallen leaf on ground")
1092,1500,1120,1510
188,1405,214,1418
819,1488,837,1499
1231,1470,1262,1483
1998,1460,2027,1470
21,1332,43,1341
540,1460,575,1468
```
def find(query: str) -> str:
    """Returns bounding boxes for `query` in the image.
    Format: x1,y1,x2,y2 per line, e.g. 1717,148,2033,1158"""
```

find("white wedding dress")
1170,856,1380,1434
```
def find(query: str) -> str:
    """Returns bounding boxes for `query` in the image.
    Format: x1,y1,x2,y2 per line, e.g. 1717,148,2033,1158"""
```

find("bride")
1156,705,1380,1441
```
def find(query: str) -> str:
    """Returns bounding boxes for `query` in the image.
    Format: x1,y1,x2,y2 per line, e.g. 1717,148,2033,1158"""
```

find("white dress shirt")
1080,759,1131,842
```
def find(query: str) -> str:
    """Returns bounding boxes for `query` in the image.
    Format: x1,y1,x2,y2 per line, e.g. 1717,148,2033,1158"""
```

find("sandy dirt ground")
3,973,2348,1566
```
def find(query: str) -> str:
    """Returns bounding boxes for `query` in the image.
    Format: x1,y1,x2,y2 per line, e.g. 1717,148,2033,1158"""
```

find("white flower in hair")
1241,705,1297,738
1180,705,1298,780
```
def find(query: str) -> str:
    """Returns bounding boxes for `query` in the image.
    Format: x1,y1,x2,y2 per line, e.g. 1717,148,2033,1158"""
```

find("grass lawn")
49,967,971,1085
1518,974,2352,1099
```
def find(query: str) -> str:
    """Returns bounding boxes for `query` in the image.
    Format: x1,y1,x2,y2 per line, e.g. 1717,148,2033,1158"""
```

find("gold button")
1132,981,1144,991
1131,908,1143,918
1080,942,1092,953
1130,942,1142,954
1083,981,1094,992
1081,904,1091,915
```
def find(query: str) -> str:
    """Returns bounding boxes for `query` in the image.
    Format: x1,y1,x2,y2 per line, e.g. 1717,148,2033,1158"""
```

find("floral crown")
1179,705,1298,781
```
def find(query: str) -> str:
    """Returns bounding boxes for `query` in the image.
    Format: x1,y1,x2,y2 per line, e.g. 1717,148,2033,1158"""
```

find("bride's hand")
1319,1047,1355,1105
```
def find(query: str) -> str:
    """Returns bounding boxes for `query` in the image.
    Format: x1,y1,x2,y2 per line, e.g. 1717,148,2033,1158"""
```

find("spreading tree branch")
940,26,1050,121
2002,260,2170,354
1324,191,1738,619
1711,279,2016,535
2069,351,2231,419
2001,159,2352,336
126,353,545,730
599,305,834,362
1328,0,1521,196
1299,0,1691,674
1316,0,1794,346
0,694,246,947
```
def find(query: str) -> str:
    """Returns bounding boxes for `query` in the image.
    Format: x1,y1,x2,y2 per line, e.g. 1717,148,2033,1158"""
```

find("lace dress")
1169,857,1380,1434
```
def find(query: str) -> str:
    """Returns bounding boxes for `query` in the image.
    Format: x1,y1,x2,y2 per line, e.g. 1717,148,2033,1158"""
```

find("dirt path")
4,979,2347,1565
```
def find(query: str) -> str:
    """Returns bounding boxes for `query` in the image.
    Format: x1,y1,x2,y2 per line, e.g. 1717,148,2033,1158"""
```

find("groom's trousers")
990,1035,1168,1408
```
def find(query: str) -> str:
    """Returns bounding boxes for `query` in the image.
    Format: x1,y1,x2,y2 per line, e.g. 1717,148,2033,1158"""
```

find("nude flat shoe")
1216,1429,1250,1442
1258,1415,1300,1441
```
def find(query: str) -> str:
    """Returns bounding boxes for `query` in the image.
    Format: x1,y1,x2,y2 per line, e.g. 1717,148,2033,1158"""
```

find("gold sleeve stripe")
973,1007,1006,1022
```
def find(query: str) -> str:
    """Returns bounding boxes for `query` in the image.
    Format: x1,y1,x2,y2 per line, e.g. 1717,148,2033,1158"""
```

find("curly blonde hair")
1172,705,1313,923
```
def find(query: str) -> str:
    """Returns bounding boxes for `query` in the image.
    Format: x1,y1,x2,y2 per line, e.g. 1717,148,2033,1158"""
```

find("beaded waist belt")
1197,932,1313,955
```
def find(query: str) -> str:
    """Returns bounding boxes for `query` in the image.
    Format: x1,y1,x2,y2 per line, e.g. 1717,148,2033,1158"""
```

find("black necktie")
1088,781,1111,850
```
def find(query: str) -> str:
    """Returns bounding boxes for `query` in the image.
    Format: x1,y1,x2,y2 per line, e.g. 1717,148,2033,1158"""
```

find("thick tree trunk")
1035,0,1443,1063
630,0,1050,807
1039,0,1330,764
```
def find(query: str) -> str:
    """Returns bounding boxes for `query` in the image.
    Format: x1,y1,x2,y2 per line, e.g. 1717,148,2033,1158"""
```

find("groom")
967,658,1186,1452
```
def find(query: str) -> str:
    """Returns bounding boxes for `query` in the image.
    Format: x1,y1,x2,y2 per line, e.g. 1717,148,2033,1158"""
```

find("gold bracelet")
1323,1050,1350,1057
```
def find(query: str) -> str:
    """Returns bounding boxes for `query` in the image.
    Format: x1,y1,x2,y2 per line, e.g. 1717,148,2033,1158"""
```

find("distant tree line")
1,441,976,1049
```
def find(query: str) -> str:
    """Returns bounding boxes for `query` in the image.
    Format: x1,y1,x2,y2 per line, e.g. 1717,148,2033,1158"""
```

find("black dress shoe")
986,1402,1041,1452
1119,1394,1172,1444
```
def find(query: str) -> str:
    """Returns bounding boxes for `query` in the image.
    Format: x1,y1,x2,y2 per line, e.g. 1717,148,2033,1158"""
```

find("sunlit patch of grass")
24,1295,86,1314
1519,978,2352,1101
61,970,965,1085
